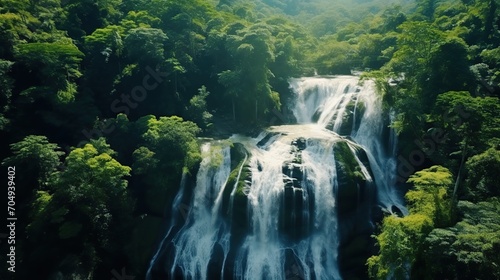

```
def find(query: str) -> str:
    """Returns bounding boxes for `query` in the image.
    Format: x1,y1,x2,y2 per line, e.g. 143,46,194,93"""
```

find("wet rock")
391,205,404,217
324,97,366,136
338,231,374,280
230,143,247,170
332,141,378,279
284,248,307,279
222,145,251,239
281,186,307,241
291,137,307,151
257,132,281,149
312,107,323,123
207,243,224,279
279,137,309,240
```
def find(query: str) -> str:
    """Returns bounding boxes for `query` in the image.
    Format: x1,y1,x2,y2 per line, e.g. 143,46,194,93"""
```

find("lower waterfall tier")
148,126,380,280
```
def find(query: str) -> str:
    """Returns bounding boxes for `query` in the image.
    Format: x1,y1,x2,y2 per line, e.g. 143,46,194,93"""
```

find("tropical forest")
0,0,499,279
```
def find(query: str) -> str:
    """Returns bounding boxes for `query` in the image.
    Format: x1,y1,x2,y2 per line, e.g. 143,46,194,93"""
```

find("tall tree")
14,42,84,102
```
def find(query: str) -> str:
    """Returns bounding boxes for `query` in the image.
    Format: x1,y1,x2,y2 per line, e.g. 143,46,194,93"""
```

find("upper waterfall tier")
290,76,374,134
290,76,406,214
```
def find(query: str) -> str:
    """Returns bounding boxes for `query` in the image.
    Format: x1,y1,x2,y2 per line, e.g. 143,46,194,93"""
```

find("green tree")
358,33,396,69
2,135,63,188
379,5,407,32
415,0,437,20
134,115,201,174
61,0,122,39
84,24,124,61
427,37,473,99
434,91,500,193
386,21,443,80
121,10,161,29
0,10,35,57
465,147,500,200
368,166,454,279
186,85,213,130
132,115,201,215
367,214,433,280
385,22,477,145
220,23,278,122
313,38,358,74
0,59,13,130
14,42,84,102
26,138,132,277
423,199,500,279
218,69,241,121
57,139,130,208
124,27,168,65
406,165,453,227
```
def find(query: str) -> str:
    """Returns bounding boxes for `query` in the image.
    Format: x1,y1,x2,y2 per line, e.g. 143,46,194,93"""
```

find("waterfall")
146,173,188,280
290,76,406,214
147,75,406,279
170,142,231,279
230,126,344,280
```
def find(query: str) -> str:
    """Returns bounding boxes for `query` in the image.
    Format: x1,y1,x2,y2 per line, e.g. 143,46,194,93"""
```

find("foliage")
406,165,453,227
0,59,13,130
376,0,500,190
434,91,500,156
1,0,500,278
187,85,213,130
134,115,201,173
313,39,358,74
59,139,130,191
368,166,455,279
465,147,500,200
219,23,278,122
25,138,132,276
124,27,168,64
2,135,63,187
84,24,125,57
14,42,83,102
367,214,433,280
423,199,500,280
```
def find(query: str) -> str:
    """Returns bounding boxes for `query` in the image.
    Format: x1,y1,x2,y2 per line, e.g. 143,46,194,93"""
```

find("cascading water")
289,76,406,214
233,126,348,280
147,75,405,280
170,143,232,279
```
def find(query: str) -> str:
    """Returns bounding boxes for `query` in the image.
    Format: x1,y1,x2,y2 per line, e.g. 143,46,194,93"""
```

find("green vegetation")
363,1,500,277
1,0,499,279
368,166,453,279
334,141,366,184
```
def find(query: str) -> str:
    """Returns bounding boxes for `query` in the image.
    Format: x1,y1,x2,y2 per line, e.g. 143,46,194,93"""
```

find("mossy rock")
334,141,366,183
333,141,367,216
230,143,247,170
220,144,250,232
331,98,366,135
